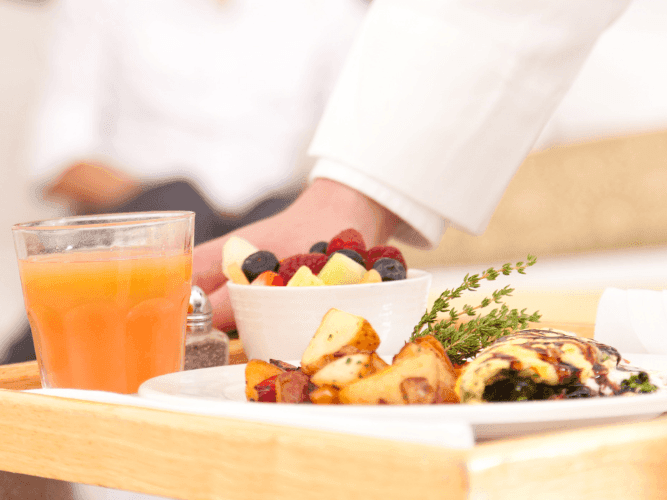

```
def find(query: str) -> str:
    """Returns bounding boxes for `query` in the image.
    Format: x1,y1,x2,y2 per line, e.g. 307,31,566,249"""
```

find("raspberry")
326,228,366,259
366,245,407,271
278,253,328,283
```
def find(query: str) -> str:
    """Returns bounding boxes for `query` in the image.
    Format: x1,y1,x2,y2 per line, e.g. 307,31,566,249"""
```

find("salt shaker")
184,286,230,370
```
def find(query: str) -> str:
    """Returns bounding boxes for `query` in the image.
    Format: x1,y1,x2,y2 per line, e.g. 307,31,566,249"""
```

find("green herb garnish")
410,255,541,364
621,373,657,393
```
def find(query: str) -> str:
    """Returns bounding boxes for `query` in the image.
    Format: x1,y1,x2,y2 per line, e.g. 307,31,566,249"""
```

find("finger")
193,237,226,293
208,283,236,333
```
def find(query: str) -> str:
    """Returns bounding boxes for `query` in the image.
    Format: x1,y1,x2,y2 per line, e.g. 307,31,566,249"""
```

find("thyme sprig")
410,255,541,364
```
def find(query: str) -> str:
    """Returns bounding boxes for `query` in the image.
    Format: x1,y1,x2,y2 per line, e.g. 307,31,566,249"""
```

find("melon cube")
286,265,325,287
318,252,366,286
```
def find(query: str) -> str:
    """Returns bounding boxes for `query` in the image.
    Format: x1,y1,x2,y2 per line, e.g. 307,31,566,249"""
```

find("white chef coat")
31,0,367,214
309,0,634,248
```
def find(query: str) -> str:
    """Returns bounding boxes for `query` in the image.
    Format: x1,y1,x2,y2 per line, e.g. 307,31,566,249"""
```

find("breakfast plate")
138,353,667,442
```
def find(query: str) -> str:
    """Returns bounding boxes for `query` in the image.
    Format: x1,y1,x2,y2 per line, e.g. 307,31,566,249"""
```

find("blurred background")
0,0,368,364
393,0,667,328
1,0,667,498
2,0,667,359
3,0,667,364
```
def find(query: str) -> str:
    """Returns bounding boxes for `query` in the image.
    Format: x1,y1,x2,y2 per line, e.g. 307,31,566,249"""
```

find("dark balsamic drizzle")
480,329,648,402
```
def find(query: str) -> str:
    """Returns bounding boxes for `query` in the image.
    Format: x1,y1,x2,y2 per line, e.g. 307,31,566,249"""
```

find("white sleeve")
308,0,632,248
29,0,116,183
310,158,445,249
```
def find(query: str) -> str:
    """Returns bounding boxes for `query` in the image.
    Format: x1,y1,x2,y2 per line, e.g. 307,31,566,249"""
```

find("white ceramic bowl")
227,269,432,362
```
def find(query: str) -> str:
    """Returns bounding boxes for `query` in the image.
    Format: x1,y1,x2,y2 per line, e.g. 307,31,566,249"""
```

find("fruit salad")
223,228,408,287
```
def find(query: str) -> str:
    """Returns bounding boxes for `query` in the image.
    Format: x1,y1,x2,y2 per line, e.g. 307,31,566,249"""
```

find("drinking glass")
12,211,194,393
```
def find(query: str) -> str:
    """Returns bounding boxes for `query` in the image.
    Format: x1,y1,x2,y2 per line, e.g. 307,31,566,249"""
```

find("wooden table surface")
0,339,249,392
0,324,665,500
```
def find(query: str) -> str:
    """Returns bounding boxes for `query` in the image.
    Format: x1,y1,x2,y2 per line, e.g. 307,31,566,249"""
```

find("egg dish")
455,329,660,403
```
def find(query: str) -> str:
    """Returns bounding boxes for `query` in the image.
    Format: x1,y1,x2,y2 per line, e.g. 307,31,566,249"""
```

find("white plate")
138,353,667,442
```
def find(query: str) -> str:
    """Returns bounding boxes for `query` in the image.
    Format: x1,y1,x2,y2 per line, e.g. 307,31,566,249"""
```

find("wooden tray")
1,335,666,499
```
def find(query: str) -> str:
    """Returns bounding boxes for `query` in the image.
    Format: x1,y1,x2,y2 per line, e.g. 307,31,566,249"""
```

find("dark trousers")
4,180,296,364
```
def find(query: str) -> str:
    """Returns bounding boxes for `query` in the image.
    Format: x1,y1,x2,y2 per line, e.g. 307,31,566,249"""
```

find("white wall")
533,0,667,151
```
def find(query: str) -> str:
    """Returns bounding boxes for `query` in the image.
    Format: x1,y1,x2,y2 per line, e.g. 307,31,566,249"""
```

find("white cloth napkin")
594,288,667,354
26,388,475,450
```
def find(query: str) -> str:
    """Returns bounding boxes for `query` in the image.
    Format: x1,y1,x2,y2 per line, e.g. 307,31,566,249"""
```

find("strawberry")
278,253,328,284
251,270,285,286
365,245,407,271
326,228,366,259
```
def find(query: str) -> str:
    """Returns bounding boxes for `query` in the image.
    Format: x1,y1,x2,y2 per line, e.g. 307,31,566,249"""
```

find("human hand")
45,161,142,213
192,178,401,332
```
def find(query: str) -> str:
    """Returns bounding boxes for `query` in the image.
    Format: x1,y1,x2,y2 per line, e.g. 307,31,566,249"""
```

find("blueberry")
372,257,406,282
241,250,280,283
309,241,328,254
330,248,365,267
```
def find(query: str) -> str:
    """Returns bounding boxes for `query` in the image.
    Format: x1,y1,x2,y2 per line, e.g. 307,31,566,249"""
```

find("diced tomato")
255,374,279,402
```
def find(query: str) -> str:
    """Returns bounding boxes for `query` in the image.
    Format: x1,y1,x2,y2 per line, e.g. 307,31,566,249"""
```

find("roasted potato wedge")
400,376,437,404
339,349,459,404
245,359,284,402
392,341,422,364
310,353,376,388
413,335,449,359
369,352,389,372
333,345,367,357
269,359,299,371
393,335,457,380
300,308,381,376
309,384,340,404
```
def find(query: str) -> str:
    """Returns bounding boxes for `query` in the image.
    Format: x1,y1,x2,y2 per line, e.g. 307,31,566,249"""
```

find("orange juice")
19,251,192,393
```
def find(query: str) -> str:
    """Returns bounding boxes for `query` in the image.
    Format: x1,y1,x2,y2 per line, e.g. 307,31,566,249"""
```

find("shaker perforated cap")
188,285,212,324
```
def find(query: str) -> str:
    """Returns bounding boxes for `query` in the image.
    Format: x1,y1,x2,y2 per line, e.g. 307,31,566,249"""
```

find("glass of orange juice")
12,211,194,394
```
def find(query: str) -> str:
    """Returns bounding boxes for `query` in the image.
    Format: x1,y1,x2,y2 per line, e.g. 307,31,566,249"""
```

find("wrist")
288,178,401,247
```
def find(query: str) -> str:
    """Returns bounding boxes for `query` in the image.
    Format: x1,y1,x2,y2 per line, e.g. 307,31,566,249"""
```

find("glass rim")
12,211,195,232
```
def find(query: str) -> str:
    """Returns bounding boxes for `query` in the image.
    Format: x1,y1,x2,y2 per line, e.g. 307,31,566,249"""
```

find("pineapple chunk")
227,263,250,285
286,266,326,287
300,308,381,376
318,252,366,286
360,269,382,284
